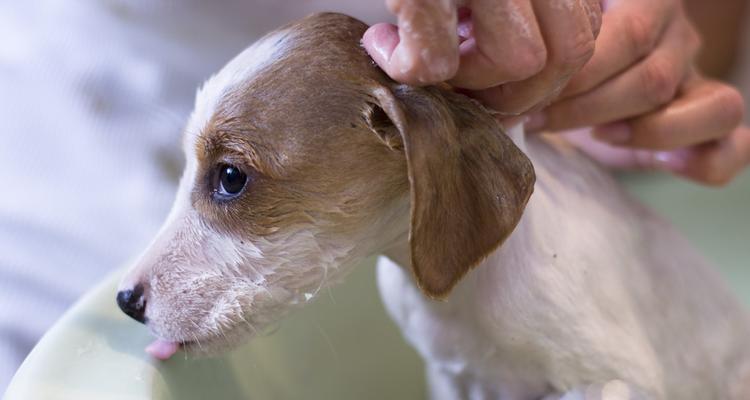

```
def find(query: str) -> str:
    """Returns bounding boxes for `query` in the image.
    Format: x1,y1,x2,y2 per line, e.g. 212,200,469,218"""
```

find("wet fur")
119,13,750,399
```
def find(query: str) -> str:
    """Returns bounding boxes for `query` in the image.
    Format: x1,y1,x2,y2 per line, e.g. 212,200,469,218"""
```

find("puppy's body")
379,129,750,399
117,13,750,399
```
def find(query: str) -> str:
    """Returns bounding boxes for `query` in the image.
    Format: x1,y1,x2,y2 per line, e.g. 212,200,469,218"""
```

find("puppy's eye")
213,164,248,200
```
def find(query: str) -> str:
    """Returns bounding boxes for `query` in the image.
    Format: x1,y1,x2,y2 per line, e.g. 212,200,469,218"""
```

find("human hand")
362,0,603,115
526,0,749,185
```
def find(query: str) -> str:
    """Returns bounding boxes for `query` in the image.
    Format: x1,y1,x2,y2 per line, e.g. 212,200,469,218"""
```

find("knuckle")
502,43,548,81
391,52,457,85
585,0,603,38
640,58,679,106
622,14,659,57
388,64,425,85
557,32,596,71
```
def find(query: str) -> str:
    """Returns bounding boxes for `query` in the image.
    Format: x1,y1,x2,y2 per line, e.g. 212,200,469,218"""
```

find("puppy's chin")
145,285,319,359
178,326,256,358
144,328,253,360
147,315,274,359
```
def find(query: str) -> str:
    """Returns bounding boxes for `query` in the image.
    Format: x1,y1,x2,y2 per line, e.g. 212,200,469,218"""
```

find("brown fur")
119,13,536,348
194,13,534,298
370,85,535,297
117,14,750,397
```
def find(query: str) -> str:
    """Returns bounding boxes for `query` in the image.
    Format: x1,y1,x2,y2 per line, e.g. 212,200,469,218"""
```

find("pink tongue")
145,339,180,360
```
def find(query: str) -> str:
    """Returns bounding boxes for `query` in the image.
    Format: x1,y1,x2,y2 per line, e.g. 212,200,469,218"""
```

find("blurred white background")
0,0,393,391
0,0,748,395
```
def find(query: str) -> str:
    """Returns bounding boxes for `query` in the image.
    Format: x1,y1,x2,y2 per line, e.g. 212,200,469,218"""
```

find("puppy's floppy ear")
368,84,535,299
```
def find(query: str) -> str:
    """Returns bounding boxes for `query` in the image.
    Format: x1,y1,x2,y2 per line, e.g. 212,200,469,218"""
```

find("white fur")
185,28,292,147
119,26,750,399
377,125,750,399
120,29,294,289
118,27,412,348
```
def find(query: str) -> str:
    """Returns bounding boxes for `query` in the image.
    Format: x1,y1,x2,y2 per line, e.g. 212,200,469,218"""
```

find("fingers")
581,0,602,38
560,0,676,98
565,126,750,186
567,78,749,186
366,0,603,113
561,128,661,169
470,0,600,114
449,0,546,90
593,78,745,150
534,14,700,131
362,0,459,85
668,126,750,186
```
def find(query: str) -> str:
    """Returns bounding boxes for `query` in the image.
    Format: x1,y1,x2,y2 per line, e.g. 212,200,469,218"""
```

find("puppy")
117,13,750,400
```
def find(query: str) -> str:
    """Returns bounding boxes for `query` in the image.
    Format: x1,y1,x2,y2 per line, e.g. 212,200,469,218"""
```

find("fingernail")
525,113,546,133
369,38,393,64
593,123,631,144
653,151,688,171
362,24,399,64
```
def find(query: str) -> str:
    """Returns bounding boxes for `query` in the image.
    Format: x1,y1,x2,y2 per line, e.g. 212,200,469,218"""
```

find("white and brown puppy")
117,13,750,400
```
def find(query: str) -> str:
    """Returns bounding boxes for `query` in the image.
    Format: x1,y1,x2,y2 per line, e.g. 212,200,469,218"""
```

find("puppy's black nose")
117,284,147,324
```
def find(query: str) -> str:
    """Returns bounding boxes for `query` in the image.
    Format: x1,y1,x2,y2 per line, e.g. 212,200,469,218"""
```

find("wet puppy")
117,13,750,400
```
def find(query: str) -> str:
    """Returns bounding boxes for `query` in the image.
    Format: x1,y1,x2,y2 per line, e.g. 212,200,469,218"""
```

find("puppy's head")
117,13,534,355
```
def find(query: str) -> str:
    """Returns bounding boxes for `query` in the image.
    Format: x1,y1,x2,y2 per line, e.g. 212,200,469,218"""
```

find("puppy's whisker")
306,265,329,302
188,321,205,352
182,339,191,360
312,319,340,367
241,315,259,336
216,320,230,342
191,332,204,353
326,287,336,305
255,283,276,302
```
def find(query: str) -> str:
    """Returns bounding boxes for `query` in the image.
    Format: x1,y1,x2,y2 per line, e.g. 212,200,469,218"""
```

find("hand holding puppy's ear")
368,84,535,298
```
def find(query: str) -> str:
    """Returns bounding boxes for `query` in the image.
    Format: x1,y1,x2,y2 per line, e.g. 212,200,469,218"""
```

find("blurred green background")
154,170,750,399
5,171,749,400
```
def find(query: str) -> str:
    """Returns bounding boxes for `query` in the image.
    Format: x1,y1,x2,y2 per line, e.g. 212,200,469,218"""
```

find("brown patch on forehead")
208,13,391,147
188,13,409,241
193,13,392,175
195,120,287,180
194,12,404,184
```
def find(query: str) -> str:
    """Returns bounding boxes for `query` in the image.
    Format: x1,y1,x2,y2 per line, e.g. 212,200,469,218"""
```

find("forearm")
685,0,748,78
